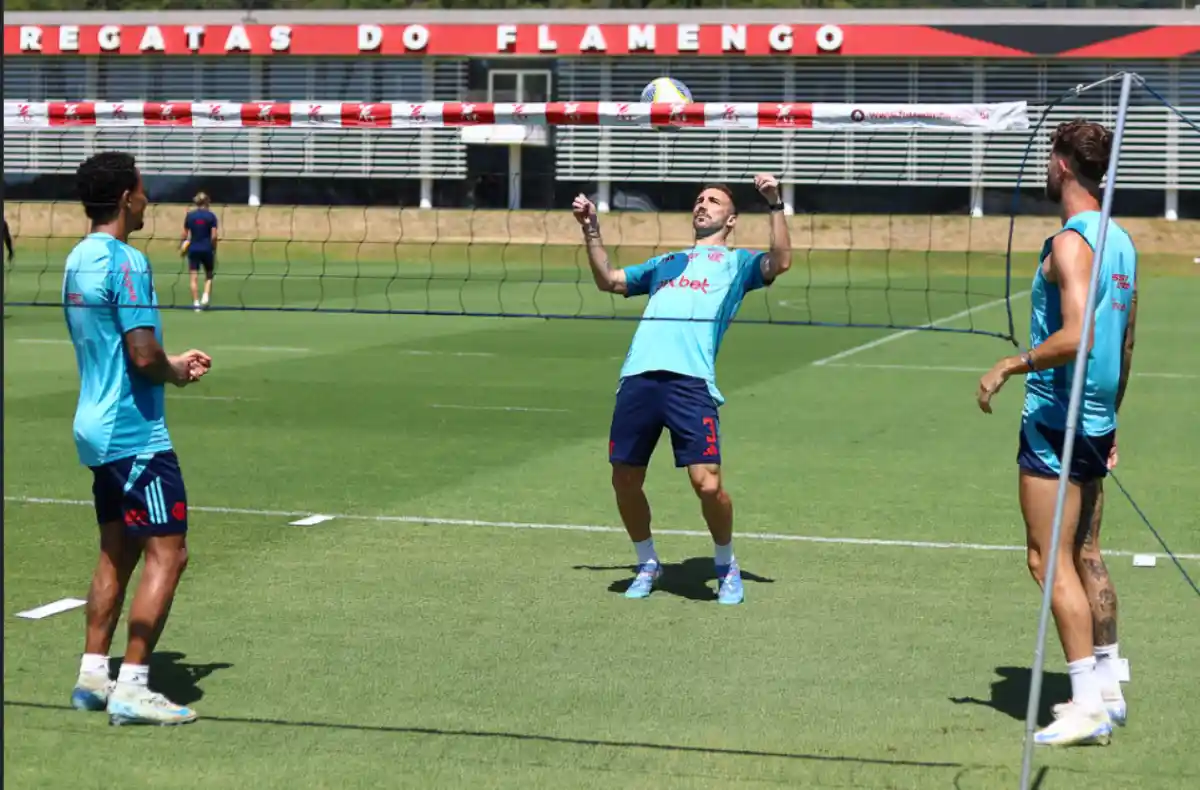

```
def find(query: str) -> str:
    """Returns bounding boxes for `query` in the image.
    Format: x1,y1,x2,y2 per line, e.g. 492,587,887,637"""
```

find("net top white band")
4,100,1029,131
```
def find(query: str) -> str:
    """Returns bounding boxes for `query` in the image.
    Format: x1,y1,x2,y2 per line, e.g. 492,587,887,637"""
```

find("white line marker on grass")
822,363,1199,380
289,514,335,527
399,350,496,358
14,338,71,345
15,597,87,620
810,291,1030,367
431,404,570,413
212,345,311,354
7,496,1197,562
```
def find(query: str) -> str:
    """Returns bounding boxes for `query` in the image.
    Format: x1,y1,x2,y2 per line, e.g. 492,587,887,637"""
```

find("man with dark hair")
572,175,791,604
977,119,1136,747
64,150,212,726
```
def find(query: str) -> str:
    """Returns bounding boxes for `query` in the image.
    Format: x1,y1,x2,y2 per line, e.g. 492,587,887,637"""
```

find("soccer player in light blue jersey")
64,151,212,726
977,120,1137,747
573,175,791,605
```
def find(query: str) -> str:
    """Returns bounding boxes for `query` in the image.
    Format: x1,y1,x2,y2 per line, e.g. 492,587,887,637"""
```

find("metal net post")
1017,70,1135,790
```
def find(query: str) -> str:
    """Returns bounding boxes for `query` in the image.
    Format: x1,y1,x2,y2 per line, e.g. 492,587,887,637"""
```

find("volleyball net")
6,97,1039,338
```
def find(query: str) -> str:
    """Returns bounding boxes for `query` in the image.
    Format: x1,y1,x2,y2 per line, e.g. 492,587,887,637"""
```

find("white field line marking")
823,363,1200,380
399,350,496,358
7,496,1197,562
13,339,311,355
810,291,1030,367
430,404,570,413
15,597,87,620
212,345,310,353
170,394,256,402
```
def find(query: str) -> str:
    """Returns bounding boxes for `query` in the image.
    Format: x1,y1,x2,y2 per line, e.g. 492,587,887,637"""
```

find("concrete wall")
8,201,1200,255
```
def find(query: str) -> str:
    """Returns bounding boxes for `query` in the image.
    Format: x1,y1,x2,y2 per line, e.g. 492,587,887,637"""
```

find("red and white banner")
4,100,1030,132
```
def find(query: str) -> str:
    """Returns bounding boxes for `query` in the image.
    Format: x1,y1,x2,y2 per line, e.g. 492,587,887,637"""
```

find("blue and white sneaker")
716,562,744,605
625,560,662,599
1035,706,1112,747
107,686,198,726
70,676,114,712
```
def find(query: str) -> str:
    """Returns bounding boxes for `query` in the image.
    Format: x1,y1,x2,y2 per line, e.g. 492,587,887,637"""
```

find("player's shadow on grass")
573,557,775,602
110,652,233,706
949,666,1071,727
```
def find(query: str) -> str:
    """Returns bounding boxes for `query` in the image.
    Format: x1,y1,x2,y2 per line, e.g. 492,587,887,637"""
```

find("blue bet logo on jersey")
619,246,767,406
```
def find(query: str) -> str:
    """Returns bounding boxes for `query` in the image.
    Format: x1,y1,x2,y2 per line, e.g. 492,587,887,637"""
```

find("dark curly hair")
76,151,140,223
1051,119,1113,184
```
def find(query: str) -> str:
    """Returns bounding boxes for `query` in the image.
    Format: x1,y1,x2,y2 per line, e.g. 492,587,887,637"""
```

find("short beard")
693,222,722,240
1045,180,1062,203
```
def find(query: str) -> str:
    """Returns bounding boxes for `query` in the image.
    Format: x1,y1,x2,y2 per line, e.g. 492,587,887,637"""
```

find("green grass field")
4,243,1199,790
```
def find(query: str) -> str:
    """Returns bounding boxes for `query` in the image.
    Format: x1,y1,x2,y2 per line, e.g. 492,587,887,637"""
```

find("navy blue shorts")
1017,420,1114,483
91,450,189,537
609,372,720,468
187,250,215,275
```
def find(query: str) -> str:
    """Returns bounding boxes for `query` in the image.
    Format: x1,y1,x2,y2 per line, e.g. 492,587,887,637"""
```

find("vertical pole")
1017,71,1134,790
420,60,435,210
596,181,612,213
597,59,612,212
782,183,795,216
971,60,985,218
248,58,263,206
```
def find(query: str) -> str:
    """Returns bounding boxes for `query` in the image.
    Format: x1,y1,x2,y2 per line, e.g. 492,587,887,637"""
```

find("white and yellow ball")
640,77,693,105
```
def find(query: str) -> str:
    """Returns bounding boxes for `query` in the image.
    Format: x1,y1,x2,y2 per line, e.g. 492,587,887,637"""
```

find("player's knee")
611,464,645,495
1026,547,1046,586
688,467,723,500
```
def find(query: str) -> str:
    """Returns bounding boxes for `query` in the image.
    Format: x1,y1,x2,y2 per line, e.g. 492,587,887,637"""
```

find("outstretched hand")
572,193,599,232
754,173,781,204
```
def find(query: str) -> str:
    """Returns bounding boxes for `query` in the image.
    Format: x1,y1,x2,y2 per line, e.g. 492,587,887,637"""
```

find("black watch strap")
768,202,785,212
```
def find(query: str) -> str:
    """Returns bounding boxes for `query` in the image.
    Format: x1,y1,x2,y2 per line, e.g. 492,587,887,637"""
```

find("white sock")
1094,643,1124,698
116,663,149,689
714,541,735,568
1067,656,1103,712
633,538,658,566
79,653,109,679
201,292,210,305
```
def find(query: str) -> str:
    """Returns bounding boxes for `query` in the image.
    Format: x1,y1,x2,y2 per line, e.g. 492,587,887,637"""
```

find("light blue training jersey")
1023,210,1137,437
619,245,768,405
62,232,172,467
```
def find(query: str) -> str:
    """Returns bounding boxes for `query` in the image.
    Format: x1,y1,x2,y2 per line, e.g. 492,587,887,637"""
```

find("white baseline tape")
810,291,1030,367
7,496,1197,562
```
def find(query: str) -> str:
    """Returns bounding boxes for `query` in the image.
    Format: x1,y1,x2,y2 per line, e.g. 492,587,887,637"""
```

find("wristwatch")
768,201,785,212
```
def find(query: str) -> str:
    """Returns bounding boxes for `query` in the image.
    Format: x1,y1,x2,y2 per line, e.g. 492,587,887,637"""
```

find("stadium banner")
3,100,1030,132
5,23,1199,59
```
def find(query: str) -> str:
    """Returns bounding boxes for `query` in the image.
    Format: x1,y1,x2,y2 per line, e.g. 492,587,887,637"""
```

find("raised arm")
977,231,1094,413
572,194,630,295
753,174,791,283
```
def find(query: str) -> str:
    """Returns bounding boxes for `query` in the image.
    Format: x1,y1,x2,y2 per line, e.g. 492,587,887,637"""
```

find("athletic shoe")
625,560,662,599
70,676,114,712
1052,694,1127,727
107,686,198,726
1035,706,1112,746
715,562,744,605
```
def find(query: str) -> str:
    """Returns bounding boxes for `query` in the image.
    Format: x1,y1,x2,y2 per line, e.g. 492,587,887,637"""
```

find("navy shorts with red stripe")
91,450,189,536
608,371,721,468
